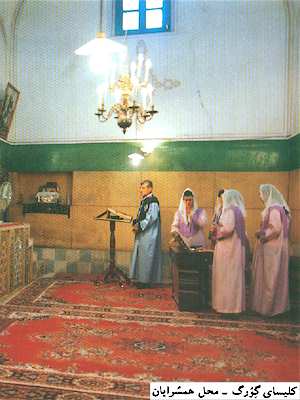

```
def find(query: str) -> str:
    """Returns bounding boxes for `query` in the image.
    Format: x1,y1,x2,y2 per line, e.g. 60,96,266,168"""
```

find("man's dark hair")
141,179,153,188
183,190,193,197
218,189,225,197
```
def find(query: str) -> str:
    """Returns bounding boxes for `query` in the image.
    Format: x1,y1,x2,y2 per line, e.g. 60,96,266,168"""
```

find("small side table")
23,203,70,218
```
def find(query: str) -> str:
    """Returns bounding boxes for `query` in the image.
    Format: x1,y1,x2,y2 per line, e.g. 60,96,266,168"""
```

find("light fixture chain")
99,0,104,33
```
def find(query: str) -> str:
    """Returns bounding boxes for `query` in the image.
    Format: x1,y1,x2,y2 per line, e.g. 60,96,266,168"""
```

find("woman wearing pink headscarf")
251,184,290,317
212,189,247,314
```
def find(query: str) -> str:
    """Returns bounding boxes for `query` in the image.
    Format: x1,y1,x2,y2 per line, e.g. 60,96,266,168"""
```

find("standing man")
130,180,162,289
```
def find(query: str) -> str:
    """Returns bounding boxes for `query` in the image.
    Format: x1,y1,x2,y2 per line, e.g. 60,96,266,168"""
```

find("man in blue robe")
130,180,162,288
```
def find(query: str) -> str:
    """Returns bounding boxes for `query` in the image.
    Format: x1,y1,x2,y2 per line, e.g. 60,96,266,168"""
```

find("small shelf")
23,203,71,218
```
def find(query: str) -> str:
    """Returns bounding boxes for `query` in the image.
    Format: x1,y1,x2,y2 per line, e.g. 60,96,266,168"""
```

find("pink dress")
212,208,246,313
251,207,289,316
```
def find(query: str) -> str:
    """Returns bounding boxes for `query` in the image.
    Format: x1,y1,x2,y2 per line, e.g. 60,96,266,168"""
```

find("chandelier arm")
141,111,153,122
106,108,114,119
136,114,147,124
98,114,109,122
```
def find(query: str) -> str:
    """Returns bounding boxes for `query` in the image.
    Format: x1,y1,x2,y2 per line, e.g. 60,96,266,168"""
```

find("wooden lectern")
95,208,132,286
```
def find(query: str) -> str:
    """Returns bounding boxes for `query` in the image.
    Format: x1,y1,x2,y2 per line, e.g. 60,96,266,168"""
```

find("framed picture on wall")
0,82,20,140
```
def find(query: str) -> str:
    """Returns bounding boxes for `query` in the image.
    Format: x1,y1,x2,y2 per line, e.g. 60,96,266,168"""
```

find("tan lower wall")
289,169,300,256
9,170,299,252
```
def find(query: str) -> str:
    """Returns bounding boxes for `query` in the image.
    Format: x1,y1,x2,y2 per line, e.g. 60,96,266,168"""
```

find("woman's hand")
208,225,217,240
260,236,268,244
257,231,267,243
255,230,261,239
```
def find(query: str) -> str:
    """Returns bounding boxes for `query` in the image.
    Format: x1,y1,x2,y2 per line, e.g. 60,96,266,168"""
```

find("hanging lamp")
74,0,126,57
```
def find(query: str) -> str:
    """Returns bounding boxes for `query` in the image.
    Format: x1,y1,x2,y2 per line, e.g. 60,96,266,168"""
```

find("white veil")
222,189,246,217
259,184,290,214
178,188,198,225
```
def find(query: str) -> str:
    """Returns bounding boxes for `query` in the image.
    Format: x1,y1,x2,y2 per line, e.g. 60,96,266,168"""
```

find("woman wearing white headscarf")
171,188,207,247
212,189,247,313
251,184,290,317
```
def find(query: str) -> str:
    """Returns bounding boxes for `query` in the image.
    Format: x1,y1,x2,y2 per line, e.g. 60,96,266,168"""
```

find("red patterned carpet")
37,277,177,311
0,276,299,399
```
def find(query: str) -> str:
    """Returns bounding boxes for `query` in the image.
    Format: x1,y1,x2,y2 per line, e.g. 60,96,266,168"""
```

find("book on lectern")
171,231,192,252
95,208,133,223
170,231,213,254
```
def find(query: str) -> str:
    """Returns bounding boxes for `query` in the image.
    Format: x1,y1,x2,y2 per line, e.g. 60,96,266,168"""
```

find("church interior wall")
289,168,300,253
0,139,9,171
5,134,299,278
8,169,295,252
0,0,299,281
7,0,292,142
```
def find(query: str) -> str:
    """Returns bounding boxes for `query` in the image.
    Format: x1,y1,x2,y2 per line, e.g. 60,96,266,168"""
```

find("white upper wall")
0,0,298,143
0,0,19,98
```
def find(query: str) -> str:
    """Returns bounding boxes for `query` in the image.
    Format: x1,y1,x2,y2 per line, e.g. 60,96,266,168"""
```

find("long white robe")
212,208,246,313
130,202,162,284
251,208,289,316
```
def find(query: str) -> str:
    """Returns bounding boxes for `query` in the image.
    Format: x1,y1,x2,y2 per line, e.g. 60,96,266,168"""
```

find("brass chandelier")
75,0,158,135
95,49,158,134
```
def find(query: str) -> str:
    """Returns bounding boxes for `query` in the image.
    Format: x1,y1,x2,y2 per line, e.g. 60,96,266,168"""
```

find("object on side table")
36,182,60,204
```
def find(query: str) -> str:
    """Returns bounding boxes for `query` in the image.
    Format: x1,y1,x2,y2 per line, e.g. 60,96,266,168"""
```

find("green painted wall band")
1,134,299,172
0,140,9,172
289,134,300,169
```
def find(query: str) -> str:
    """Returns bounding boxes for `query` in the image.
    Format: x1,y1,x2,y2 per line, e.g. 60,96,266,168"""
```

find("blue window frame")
115,0,171,36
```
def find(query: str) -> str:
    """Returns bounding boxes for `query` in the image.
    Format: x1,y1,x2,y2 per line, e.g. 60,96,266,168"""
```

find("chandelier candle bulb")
144,59,152,82
97,85,103,108
138,53,144,64
141,87,147,110
115,88,121,103
130,61,137,80
103,85,108,106
147,83,154,108
110,65,116,85
137,53,144,79
119,49,128,76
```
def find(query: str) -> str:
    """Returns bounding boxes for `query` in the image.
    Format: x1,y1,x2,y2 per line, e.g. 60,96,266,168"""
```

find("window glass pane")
123,11,139,30
146,0,163,9
123,0,139,11
146,9,163,29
